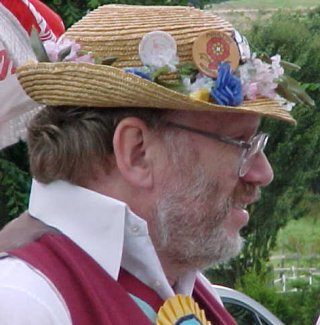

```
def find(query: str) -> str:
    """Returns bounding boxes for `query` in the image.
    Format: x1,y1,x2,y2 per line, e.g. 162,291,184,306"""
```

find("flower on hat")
124,67,152,81
239,54,284,101
139,31,179,73
28,20,312,113
133,29,307,110
183,74,215,94
274,94,295,112
238,52,314,109
183,73,214,102
210,62,243,106
43,38,94,63
31,27,94,64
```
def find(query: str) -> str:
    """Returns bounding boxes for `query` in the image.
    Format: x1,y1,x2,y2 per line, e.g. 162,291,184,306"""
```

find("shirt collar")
29,179,126,280
28,179,196,299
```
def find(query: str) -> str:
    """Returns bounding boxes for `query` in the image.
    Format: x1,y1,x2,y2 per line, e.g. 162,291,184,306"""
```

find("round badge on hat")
192,30,240,78
139,31,178,69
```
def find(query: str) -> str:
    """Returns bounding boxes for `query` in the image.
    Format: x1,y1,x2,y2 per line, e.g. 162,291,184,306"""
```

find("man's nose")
241,152,274,187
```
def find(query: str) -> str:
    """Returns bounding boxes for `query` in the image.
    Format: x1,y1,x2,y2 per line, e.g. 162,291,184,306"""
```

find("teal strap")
129,293,157,323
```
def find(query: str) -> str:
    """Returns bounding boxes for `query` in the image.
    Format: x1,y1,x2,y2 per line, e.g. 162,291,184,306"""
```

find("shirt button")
154,280,162,288
131,225,140,234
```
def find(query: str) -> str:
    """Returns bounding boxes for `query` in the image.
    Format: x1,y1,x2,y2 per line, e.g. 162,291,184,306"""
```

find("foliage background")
42,0,227,28
205,7,320,324
206,5,320,281
1,1,320,324
0,143,30,226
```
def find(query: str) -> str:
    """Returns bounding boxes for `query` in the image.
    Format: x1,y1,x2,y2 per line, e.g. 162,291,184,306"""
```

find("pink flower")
243,82,258,100
43,40,59,62
239,54,285,101
73,53,94,63
43,37,94,63
58,38,81,61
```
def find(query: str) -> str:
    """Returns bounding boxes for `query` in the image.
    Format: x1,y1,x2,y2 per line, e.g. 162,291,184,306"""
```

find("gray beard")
154,167,243,270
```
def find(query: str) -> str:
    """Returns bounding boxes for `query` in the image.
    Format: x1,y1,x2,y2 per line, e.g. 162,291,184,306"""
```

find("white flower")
274,95,296,111
183,73,215,93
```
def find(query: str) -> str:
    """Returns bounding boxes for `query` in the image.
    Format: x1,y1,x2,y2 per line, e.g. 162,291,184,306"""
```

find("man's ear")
113,117,154,188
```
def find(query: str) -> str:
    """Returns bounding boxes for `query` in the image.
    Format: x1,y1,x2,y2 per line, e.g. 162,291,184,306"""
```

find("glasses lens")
239,133,269,177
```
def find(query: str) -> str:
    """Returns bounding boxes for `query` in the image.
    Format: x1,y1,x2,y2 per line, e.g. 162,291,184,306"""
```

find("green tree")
0,143,30,228
233,265,320,325
42,0,224,28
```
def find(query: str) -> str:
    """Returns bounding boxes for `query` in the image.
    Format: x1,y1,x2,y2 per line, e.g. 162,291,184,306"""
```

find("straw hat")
0,0,64,150
16,5,296,124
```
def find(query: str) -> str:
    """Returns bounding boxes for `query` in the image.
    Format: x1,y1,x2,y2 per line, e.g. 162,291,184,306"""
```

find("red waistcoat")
9,233,237,325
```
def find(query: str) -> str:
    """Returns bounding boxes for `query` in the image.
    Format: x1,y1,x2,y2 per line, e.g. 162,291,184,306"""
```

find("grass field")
275,218,320,256
271,194,320,273
208,0,320,10
274,194,320,257
206,0,320,31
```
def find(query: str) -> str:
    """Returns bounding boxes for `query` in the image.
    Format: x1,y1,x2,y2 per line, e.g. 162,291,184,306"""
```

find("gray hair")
28,106,171,185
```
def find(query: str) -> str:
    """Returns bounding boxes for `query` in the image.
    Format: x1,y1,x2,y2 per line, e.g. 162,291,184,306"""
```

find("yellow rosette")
157,294,211,325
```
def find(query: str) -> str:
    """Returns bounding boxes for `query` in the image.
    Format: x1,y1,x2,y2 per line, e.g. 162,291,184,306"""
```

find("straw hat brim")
17,61,296,125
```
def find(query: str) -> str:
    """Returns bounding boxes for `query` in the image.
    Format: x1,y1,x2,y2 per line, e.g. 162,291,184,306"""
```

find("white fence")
270,255,320,292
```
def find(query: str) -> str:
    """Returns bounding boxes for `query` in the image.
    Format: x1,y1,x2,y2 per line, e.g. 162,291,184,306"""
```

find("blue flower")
124,68,152,81
210,62,243,106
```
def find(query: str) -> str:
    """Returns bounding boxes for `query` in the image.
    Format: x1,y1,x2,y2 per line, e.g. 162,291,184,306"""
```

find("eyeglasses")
164,121,269,177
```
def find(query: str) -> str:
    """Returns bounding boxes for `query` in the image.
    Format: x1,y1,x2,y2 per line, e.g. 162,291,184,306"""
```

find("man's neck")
156,251,192,287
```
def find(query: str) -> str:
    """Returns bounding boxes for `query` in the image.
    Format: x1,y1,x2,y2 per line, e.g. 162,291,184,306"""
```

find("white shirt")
0,180,221,324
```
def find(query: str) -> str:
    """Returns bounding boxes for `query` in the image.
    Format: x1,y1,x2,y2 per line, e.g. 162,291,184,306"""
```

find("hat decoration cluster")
30,26,314,111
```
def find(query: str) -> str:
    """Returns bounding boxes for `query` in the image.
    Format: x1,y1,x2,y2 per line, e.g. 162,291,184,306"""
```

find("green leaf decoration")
179,62,198,75
280,60,301,73
94,56,117,65
277,75,315,107
260,53,301,72
259,53,313,106
178,62,199,81
30,26,50,62
157,80,188,94
99,56,118,66
259,53,272,64
151,66,171,81
58,46,72,61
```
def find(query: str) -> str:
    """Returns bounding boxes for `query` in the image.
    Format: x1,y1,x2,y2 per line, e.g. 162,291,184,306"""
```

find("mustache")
233,183,261,204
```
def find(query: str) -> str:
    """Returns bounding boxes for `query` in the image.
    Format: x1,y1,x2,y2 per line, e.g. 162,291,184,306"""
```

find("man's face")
151,111,273,270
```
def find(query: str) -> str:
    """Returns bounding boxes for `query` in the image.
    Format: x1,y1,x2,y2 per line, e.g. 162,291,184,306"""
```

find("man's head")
28,105,272,273
19,5,295,274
